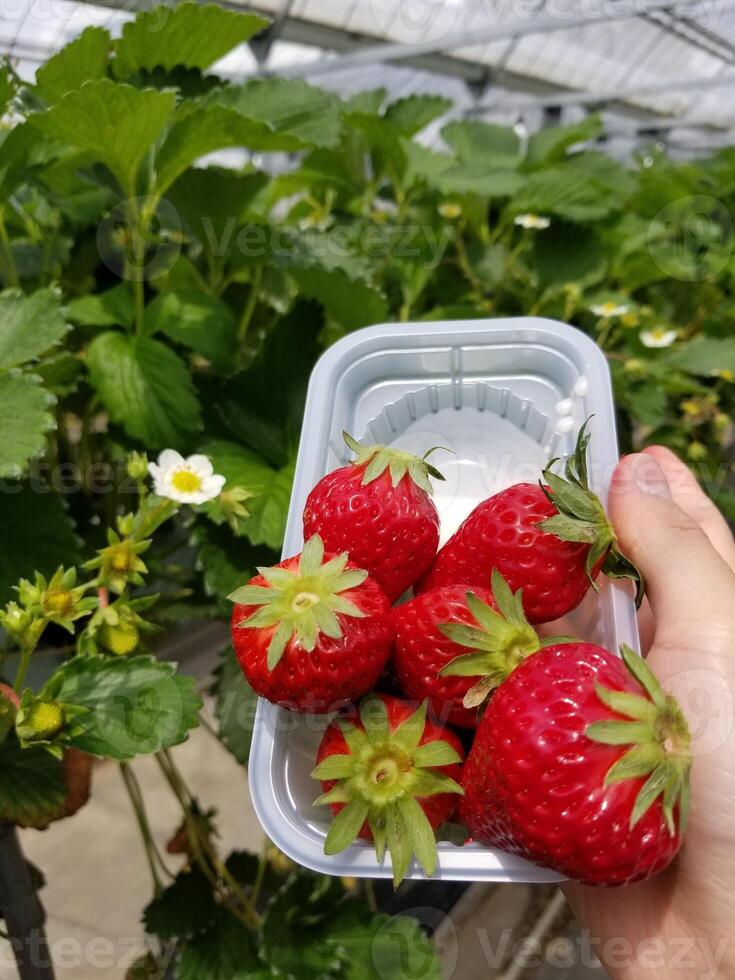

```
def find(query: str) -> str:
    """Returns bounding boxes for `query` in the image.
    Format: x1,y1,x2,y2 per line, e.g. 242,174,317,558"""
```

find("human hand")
564,447,735,979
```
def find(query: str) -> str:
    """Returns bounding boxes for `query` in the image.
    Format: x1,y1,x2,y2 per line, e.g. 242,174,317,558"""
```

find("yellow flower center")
28,701,65,739
43,589,75,618
110,542,136,573
171,469,202,494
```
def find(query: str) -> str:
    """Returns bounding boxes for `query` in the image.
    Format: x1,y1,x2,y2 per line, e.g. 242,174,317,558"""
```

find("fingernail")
629,453,671,497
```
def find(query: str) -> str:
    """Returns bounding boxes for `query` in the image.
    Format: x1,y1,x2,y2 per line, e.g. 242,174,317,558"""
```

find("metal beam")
469,71,735,113
272,0,732,78
249,0,295,65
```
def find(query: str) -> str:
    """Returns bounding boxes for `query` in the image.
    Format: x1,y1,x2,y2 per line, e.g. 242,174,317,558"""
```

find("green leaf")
525,115,603,168
242,460,294,551
199,439,275,499
0,733,67,829
397,796,437,876
31,79,176,192
212,78,342,148
87,331,202,450
334,910,442,980
0,63,17,117
35,27,111,103
154,104,302,195
0,121,61,198
42,655,202,760
442,120,520,166
0,288,70,368
384,94,451,136
0,485,80,605
534,223,608,289
143,865,218,939
287,266,388,331
664,336,735,375
261,871,347,980
192,521,276,605
67,285,134,329
113,3,267,79
433,163,523,198
179,909,261,980
513,153,635,222
144,290,236,371
167,167,268,258
215,301,323,466
0,372,56,477
210,644,257,766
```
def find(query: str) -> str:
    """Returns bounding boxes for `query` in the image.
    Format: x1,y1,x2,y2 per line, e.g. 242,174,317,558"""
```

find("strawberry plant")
0,0,731,971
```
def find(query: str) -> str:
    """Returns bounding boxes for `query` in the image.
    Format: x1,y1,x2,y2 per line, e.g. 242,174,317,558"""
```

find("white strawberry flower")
148,450,225,504
640,326,679,348
590,301,630,318
514,213,551,230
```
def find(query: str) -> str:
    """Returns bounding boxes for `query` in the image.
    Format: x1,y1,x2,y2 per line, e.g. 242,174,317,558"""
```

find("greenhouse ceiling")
3,0,735,156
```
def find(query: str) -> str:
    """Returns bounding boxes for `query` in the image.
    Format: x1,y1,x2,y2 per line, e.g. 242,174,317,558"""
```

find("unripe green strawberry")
98,620,140,656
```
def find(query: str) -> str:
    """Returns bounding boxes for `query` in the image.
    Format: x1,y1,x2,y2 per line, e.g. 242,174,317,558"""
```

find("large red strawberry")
460,643,692,886
312,693,464,884
303,433,443,602
417,420,642,624
229,535,392,712
392,571,572,728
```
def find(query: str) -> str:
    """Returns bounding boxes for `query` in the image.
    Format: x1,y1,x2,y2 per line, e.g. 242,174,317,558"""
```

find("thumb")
608,453,735,648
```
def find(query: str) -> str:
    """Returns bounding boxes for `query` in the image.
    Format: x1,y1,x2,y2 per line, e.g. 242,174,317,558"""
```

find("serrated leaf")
31,79,176,192
0,485,80,604
0,372,56,477
42,655,202,760
533,223,608,290
113,3,267,79
243,461,294,551
664,336,735,375
35,27,111,103
384,94,451,136
143,865,218,939
434,163,524,198
261,871,347,980
179,909,261,980
211,644,256,766
211,77,342,148
87,330,202,450
327,906,442,980
192,521,277,606
287,266,387,331
442,120,520,166
525,114,603,168
144,290,236,372
214,301,323,466
67,285,134,329
167,167,267,259
512,153,635,222
0,734,67,829
155,104,303,195
0,288,70,368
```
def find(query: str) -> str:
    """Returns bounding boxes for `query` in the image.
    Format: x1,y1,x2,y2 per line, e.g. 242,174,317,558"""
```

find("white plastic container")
248,317,640,883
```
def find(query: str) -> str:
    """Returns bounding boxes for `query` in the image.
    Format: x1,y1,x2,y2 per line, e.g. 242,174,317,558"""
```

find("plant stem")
238,266,262,346
119,762,167,894
0,209,19,288
13,637,40,692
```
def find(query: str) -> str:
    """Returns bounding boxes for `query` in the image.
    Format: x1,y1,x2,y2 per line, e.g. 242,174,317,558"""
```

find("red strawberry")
229,535,392,713
313,693,464,884
460,643,692,886
418,420,642,624
392,571,572,728
303,433,443,602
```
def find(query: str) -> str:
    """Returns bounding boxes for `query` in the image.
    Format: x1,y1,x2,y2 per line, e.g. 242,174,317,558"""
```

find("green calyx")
439,570,573,709
586,644,692,835
343,431,446,495
537,418,644,608
228,535,368,672
311,696,463,885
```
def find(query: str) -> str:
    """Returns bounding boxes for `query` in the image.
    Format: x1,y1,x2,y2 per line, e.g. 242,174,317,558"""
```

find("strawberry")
229,535,392,713
312,694,464,884
303,433,443,602
392,571,573,728
417,420,642,624
460,643,692,886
